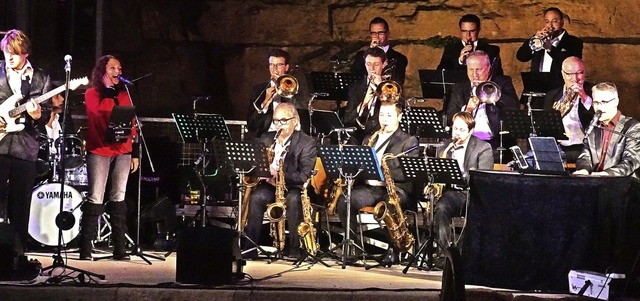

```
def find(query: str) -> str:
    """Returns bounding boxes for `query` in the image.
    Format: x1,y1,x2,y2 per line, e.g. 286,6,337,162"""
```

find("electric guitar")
0,77,88,142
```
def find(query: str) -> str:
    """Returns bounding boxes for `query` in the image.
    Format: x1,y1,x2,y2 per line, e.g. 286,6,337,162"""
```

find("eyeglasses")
593,97,617,106
272,117,294,125
369,31,388,36
562,70,585,77
268,63,286,69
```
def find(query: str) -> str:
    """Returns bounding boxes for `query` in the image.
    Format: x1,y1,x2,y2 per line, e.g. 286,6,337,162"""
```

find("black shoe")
433,256,446,270
78,254,93,261
113,253,131,261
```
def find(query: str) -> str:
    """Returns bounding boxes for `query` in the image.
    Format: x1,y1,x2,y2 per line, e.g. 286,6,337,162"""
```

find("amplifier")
568,270,626,300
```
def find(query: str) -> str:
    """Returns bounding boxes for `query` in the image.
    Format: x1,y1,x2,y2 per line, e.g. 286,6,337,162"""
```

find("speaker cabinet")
176,226,240,285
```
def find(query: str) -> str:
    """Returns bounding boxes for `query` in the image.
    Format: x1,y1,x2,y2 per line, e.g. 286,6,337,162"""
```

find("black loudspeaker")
176,226,241,285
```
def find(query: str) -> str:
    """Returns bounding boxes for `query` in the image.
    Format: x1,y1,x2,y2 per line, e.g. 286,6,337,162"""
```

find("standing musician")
542,56,594,163
344,47,391,143
336,100,418,259
247,49,301,138
244,102,317,259
516,7,583,88
574,82,640,178
433,112,493,251
437,14,503,76
78,55,139,261
445,50,518,152
0,29,51,257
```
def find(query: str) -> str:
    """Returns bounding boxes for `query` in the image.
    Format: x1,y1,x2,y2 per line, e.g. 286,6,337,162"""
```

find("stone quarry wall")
99,0,639,119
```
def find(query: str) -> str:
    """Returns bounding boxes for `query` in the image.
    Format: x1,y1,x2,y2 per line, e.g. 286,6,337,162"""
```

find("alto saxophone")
298,172,319,256
266,146,288,252
373,148,416,252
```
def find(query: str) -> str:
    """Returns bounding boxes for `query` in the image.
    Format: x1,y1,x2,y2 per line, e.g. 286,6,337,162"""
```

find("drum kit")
30,132,88,247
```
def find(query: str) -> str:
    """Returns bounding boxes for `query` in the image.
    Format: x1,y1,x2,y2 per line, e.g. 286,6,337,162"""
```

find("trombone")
253,74,299,113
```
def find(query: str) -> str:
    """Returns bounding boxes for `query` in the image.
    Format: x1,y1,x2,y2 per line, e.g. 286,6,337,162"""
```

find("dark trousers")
434,190,467,249
244,182,302,252
0,155,37,256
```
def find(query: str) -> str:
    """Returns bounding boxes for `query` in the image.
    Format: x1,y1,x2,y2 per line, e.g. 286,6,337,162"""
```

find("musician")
574,82,640,178
543,57,594,163
336,100,418,258
78,55,139,260
344,47,389,143
247,49,301,138
244,102,317,259
445,50,518,152
437,14,503,76
516,7,583,88
0,29,51,257
433,111,493,251
350,17,408,86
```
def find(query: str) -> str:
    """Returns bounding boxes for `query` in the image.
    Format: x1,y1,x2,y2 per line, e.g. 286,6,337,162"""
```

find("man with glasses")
437,14,503,76
351,17,407,85
247,48,301,138
433,112,493,260
574,82,640,177
244,102,317,259
543,56,595,163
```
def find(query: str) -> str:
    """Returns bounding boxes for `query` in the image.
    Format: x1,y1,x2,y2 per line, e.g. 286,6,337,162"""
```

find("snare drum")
28,183,83,246
56,135,85,170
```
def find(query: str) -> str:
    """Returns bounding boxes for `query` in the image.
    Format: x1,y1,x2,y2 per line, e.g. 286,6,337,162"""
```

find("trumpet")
254,74,299,113
553,86,579,117
529,25,554,51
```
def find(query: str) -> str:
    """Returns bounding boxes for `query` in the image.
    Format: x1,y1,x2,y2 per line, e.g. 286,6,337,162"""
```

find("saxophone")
266,146,288,251
298,171,319,256
552,87,578,117
372,147,417,252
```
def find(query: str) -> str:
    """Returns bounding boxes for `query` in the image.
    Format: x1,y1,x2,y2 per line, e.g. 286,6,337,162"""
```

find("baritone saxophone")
266,146,288,251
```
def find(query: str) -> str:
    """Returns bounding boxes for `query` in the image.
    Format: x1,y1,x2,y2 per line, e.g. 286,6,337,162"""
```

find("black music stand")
401,107,449,139
402,157,465,273
531,110,568,140
318,145,383,269
520,72,554,108
418,69,467,100
212,140,273,260
529,137,567,174
310,109,349,142
105,106,135,143
500,109,535,139
309,72,360,101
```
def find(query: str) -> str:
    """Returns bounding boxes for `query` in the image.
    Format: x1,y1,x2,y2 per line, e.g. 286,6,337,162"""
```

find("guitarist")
0,29,52,258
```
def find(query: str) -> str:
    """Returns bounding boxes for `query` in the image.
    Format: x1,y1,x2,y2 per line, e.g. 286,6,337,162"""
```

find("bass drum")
29,183,83,246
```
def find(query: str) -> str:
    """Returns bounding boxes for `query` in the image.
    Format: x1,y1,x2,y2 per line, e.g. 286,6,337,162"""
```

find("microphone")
585,110,602,137
64,54,72,71
117,75,134,85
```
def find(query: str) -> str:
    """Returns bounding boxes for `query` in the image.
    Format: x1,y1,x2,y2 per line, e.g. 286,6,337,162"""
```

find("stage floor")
0,250,582,301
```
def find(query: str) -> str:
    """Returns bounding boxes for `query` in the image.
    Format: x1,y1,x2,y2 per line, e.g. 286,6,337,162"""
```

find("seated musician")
542,56,594,163
433,112,493,251
445,50,518,158
573,82,640,177
344,47,392,143
336,100,418,259
247,49,302,138
244,102,317,259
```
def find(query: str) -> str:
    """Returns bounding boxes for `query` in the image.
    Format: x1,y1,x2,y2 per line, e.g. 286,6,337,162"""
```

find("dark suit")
576,114,640,178
433,136,493,248
445,75,518,148
344,78,383,143
245,130,317,256
351,47,408,86
516,31,583,88
336,129,419,243
542,83,595,130
246,82,303,138
437,39,504,76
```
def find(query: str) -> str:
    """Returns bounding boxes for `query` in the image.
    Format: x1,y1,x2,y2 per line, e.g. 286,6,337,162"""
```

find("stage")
0,250,583,301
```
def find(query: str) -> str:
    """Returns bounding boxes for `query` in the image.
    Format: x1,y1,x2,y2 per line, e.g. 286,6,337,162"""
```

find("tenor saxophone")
373,149,416,252
298,172,319,256
267,147,288,251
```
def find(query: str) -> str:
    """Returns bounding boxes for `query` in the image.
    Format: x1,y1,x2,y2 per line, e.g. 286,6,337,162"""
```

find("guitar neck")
10,84,71,117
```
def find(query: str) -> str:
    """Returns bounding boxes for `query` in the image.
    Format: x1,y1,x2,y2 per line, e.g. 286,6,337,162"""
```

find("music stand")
106,106,136,143
212,140,273,260
520,72,554,108
309,71,360,101
418,69,467,100
531,110,568,140
401,107,449,139
310,109,345,138
500,109,534,139
529,137,567,174
318,145,383,269
402,157,465,273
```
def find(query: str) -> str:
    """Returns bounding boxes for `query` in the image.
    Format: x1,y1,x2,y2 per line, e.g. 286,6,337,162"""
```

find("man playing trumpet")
516,7,583,88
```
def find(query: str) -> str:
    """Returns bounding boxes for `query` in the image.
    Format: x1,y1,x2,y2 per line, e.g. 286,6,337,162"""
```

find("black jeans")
0,155,37,256
434,190,467,249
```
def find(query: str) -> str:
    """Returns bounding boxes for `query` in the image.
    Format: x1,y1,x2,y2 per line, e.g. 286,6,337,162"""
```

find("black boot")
108,202,130,260
79,203,103,260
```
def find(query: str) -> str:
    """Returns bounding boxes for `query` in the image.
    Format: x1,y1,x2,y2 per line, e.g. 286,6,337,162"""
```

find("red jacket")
84,87,136,156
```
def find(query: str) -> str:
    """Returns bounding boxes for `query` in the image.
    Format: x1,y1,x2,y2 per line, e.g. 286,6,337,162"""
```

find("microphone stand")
42,57,105,280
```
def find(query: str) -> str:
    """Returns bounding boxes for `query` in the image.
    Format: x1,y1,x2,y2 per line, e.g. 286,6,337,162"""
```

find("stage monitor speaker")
176,226,241,285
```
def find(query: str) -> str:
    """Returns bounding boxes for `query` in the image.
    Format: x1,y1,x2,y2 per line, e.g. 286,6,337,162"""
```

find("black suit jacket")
351,47,408,86
445,75,519,141
258,130,317,188
436,39,504,76
344,78,382,143
576,114,640,178
436,136,493,182
362,129,419,194
543,83,595,131
516,31,583,88
246,81,303,138
0,61,52,162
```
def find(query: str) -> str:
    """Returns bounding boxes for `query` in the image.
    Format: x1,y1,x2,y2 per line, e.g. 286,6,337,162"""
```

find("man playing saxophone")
244,102,317,259
336,100,418,262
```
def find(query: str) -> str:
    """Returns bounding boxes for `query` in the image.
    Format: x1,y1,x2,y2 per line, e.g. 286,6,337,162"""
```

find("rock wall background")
3,0,640,120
